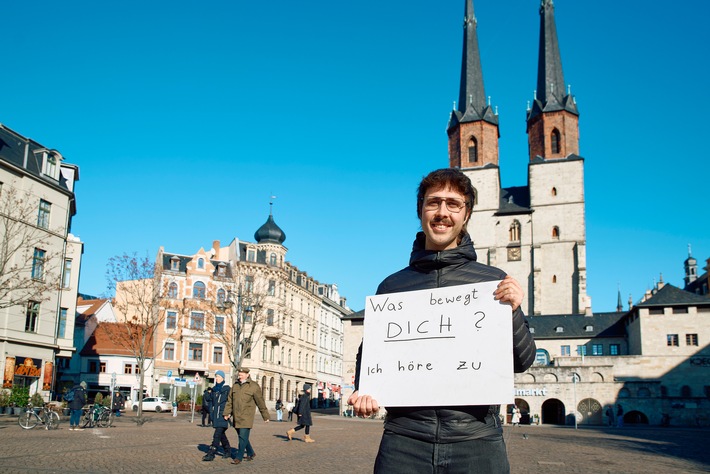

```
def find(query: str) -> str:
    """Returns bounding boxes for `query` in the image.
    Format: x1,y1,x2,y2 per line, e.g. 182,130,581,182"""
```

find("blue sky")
2,1,708,312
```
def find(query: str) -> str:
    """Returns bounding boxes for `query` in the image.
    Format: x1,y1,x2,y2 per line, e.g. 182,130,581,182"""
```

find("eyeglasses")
423,197,468,213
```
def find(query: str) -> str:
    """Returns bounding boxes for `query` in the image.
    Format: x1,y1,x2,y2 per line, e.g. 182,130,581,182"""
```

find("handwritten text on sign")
359,281,513,407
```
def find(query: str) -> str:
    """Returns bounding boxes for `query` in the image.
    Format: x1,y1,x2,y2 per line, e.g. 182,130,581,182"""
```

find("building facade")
0,122,82,402
117,208,351,405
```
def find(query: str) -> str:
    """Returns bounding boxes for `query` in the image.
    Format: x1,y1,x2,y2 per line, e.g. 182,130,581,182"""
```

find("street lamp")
572,373,580,430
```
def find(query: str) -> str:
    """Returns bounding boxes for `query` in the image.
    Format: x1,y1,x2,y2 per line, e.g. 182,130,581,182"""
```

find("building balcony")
263,325,284,339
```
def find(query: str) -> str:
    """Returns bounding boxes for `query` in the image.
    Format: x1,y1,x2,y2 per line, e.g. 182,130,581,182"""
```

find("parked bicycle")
18,403,60,430
81,403,113,428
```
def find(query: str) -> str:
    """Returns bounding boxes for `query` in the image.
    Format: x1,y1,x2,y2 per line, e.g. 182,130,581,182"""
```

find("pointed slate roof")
527,0,578,121
254,212,286,245
449,0,498,129
636,284,710,307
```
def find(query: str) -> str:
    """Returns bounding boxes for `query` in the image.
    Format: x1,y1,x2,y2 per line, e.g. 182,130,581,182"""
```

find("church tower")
451,0,590,316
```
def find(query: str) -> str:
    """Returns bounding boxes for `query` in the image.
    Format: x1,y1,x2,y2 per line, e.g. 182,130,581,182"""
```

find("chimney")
212,240,220,257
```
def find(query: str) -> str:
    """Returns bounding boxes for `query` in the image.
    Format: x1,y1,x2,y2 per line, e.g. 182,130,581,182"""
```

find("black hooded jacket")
355,232,536,443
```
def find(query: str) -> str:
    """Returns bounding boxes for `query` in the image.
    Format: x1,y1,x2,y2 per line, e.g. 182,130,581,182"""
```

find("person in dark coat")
202,371,231,461
286,384,314,442
223,367,270,465
201,387,212,427
347,169,536,473
69,381,87,431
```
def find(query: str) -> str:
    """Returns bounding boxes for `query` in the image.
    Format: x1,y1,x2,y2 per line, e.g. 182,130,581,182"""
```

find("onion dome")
254,211,286,245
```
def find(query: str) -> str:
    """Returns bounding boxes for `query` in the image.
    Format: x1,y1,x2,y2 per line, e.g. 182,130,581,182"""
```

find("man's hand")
495,275,524,312
348,390,379,417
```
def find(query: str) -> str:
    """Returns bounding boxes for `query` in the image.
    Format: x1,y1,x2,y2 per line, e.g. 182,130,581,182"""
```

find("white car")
132,397,172,413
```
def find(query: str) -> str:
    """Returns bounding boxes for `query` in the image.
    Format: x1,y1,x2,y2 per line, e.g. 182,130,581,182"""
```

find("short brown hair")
416,168,475,218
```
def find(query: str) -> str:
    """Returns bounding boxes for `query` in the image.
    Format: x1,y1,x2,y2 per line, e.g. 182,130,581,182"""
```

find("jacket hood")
409,231,478,271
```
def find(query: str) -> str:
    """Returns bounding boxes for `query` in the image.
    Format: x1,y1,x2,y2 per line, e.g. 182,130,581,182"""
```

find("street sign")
194,373,201,383
167,370,173,377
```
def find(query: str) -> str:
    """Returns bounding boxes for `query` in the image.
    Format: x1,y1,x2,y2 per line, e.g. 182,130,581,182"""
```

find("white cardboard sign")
359,281,514,407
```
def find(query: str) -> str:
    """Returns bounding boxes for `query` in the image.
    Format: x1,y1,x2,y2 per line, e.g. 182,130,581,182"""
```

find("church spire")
447,0,499,168
526,0,579,160
455,0,496,125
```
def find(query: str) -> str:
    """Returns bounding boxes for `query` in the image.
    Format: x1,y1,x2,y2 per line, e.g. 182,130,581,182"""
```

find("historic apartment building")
116,208,351,404
343,0,709,426
0,122,82,401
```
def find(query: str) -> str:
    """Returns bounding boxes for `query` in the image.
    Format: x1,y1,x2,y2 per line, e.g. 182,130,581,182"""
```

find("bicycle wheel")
18,411,39,429
46,411,60,430
81,411,93,428
97,411,113,428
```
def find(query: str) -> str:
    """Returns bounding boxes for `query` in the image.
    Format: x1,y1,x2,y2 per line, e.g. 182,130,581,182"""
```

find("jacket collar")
409,231,478,271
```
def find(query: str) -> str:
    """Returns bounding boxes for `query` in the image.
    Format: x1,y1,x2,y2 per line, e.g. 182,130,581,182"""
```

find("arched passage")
541,399,566,425
578,398,603,425
625,410,649,425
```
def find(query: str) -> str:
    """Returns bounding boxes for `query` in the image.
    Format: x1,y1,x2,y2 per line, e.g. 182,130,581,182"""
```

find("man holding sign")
348,168,536,473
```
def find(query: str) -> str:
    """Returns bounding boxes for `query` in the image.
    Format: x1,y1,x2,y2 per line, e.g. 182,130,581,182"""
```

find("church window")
551,128,561,154
552,275,557,283
552,226,560,239
509,220,521,242
468,137,478,163
551,187,557,196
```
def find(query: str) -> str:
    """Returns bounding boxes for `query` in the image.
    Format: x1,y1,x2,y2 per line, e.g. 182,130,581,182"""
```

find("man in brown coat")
223,368,270,465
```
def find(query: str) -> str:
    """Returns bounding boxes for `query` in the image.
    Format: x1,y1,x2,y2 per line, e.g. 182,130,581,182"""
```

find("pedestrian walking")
275,398,284,422
202,371,232,461
68,381,87,431
511,406,521,426
287,384,315,443
287,400,295,421
201,387,212,427
606,406,614,426
616,404,624,428
223,367,270,465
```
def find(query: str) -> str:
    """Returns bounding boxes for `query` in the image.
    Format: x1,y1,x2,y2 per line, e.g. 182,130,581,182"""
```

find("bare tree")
105,253,167,422
0,186,62,310
207,266,288,383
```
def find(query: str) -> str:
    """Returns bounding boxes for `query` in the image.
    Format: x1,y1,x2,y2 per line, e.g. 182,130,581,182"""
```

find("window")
188,343,203,361
509,220,521,242
168,282,178,299
468,136,478,163
57,308,67,338
555,326,564,333
267,309,274,326
124,363,133,374
32,248,46,280
217,288,226,305
576,345,587,356
592,344,603,356
243,338,252,359
247,249,256,262
681,385,692,397
89,360,98,373
37,199,51,229
268,280,276,296
270,253,277,266
561,345,570,356
215,315,224,333
193,281,206,298
197,258,204,269
686,334,698,346
534,349,549,366
610,344,620,356
25,301,40,332
166,311,177,330
667,334,679,346
245,276,254,293
164,342,175,360
552,226,560,239
213,346,223,364
551,128,560,154
551,187,557,196
552,275,557,283
62,259,72,288
190,312,204,330
217,263,226,276
262,341,268,361
585,325,594,332
42,152,57,178
100,362,106,373
170,256,180,271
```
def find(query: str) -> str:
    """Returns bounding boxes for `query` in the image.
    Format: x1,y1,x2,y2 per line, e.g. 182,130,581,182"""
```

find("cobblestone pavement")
0,412,708,473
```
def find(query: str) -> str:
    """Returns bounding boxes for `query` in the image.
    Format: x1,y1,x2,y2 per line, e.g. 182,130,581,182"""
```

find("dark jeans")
202,409,211,425
234,427,254,460
374,430,510,474
211,426,230,452
70,408,82,427
294,424,310,435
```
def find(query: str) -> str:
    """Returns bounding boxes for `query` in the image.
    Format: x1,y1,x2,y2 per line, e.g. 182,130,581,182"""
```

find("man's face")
420,185,470,251
237,371,248,382
215,374,224,384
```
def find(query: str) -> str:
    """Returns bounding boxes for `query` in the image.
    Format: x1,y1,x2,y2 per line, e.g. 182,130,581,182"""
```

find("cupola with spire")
254,201,286,245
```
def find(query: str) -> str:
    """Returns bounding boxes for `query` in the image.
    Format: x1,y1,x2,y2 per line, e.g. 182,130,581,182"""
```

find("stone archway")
578,398,603,425
625,410,649,425
541,399,565,425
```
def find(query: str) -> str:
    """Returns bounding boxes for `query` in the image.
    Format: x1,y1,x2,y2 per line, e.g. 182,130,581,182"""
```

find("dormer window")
197,258,204,269
217,262,226,276
37,150,60,180
170,256,180,271
584,325,594,332
555,326,564,333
